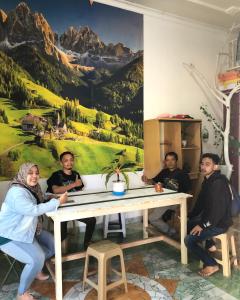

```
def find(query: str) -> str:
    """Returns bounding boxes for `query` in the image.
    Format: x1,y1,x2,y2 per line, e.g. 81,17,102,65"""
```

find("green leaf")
101,166,113,173
105,172,115,189
111,158,119,163
121,172,129,189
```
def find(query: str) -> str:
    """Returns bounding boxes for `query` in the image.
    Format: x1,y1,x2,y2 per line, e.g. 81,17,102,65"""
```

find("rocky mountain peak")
0,9,7,41
15,2,31,17
0,9,7,23
1,2,57,57
60,26,105,54
103,42,132,58
60,25,135,61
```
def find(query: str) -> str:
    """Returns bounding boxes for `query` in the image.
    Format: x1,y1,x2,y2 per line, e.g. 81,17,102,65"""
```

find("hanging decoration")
202,126,209,143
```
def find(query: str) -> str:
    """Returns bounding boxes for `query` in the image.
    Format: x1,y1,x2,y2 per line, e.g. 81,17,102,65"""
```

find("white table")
47,186,191,300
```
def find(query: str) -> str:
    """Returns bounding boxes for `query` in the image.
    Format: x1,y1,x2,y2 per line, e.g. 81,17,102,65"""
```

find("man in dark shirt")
185,153,232,277
142,151,190,235
47,151,96,250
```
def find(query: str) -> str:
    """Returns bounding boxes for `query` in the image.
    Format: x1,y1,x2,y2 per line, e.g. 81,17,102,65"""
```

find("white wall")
144,14,226,155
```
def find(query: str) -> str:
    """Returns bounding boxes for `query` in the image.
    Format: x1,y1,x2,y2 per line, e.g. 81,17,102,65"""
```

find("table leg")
54,219,63,300
143,209,148,239
180,199,188,264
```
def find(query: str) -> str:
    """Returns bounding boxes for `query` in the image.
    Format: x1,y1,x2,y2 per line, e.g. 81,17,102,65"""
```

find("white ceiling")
126,0,240,29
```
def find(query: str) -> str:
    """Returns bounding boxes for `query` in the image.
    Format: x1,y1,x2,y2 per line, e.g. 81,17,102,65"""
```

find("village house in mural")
0,0,143,179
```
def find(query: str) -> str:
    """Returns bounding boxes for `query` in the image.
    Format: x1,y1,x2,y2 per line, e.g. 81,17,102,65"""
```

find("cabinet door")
181,121,201,179
144,120,182,178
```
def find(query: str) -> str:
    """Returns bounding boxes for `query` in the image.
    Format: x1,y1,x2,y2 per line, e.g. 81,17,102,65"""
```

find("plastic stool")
82,240,128,300
103,213,126,238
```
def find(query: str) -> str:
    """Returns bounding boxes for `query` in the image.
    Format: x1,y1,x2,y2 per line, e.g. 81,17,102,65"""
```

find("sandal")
17,291,36,300
198,265,219,277
35,271,49,281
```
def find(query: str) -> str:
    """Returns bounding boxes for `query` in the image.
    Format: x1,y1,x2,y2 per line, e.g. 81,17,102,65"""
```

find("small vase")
182,140,187,147
112,181,125,196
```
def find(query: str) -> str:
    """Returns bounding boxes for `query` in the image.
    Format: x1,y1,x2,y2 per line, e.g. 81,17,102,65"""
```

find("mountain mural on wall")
0,1,143,180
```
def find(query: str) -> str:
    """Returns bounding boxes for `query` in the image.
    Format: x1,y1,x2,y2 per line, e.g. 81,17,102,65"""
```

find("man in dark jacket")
142,152,190,235
185,153,232,277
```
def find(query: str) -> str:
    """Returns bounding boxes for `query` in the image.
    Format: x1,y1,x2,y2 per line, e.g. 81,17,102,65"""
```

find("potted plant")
181,129,188,147
102,149,136,195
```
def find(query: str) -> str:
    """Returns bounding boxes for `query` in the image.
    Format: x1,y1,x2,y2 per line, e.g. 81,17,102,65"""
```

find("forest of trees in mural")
0,0,143,179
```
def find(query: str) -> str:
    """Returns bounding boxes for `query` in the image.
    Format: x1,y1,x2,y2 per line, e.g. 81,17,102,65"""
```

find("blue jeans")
36,229,55,259
0,230,54,295
185,219,226,266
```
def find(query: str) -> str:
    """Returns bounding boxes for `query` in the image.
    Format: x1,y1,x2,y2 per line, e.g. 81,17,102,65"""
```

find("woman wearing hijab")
0,163,67,300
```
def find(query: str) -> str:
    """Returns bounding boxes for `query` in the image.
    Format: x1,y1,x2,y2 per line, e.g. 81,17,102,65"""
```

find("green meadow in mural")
0,0,143,179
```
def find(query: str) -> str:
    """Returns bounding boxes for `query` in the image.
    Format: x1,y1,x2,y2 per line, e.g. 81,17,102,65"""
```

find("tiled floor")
1,222,240,299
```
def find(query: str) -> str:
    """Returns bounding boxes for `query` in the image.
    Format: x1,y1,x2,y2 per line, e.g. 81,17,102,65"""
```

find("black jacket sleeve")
152,170,165,184
199,179,231,228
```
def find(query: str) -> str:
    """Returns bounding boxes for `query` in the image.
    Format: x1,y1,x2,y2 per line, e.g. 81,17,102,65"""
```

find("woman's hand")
59,192,68,205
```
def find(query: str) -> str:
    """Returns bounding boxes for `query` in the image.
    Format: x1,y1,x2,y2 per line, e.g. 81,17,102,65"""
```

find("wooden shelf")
155,118,201,122
144,119,201,182
182,147,200,150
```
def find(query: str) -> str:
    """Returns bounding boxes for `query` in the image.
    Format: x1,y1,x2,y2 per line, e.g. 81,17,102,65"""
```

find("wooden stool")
82,240,128,300
103,213,126,238
201,230,238,277
214,230,238,277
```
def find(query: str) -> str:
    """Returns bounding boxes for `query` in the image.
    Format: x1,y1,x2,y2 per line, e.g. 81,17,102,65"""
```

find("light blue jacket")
0,186,59,243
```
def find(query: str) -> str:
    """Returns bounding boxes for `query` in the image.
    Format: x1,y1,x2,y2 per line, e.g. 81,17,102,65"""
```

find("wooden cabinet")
144,118,202,188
